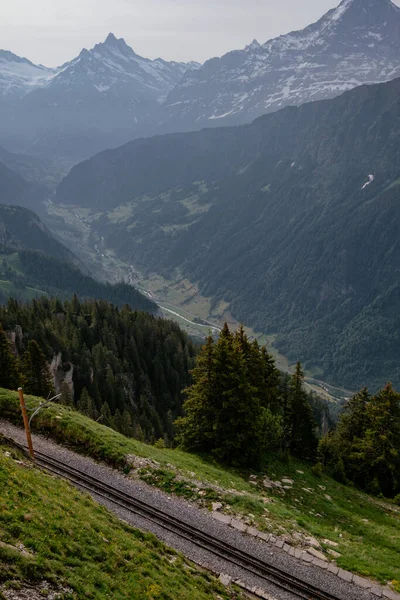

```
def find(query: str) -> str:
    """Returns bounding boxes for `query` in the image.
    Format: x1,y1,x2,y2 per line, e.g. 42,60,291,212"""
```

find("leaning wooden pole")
18,387,35,460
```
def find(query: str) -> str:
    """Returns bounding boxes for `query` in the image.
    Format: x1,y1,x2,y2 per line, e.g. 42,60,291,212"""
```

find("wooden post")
18,388,35,460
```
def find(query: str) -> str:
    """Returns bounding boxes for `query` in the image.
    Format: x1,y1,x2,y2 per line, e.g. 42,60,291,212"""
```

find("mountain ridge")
0,35,199,159
158,0,400,133
55,75,400,390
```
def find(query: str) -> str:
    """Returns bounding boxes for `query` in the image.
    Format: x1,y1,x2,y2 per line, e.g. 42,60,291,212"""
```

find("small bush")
311,462,323,478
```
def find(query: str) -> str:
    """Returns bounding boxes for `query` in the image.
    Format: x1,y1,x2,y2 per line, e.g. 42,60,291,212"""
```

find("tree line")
4,297,395,500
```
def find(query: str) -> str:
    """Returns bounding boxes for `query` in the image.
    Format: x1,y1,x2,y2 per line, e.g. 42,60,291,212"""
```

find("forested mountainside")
0,204,156,311
0,297,196,442
0,161,48,211
158,0,400,134
0,204,75,262
0,144,72,190
56,76,400,391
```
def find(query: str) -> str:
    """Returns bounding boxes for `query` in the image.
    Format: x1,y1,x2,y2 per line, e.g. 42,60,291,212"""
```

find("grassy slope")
0,437,241,600
0,253,48,301
1,388,399,591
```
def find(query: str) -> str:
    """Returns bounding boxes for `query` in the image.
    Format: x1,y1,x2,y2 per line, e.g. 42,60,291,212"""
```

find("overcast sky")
1,0,400,67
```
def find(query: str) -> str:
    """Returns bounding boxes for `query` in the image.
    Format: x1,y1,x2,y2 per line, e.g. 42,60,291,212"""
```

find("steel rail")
23,447,345,600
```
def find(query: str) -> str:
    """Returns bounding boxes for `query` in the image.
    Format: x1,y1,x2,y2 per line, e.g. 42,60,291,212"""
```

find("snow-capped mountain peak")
161,0,400,132
245,39,261,52
0,50,56,100
0,35,201,159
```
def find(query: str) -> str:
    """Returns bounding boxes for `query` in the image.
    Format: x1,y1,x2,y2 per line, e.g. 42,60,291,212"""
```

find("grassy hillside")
1,388,399,592
0,436,241,600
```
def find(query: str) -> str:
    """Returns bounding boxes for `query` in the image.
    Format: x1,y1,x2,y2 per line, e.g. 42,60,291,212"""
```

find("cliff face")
50,352,74,398
6,326,75,398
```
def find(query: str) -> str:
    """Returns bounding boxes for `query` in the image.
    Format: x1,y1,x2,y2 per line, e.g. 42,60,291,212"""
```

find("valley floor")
44,203,354,404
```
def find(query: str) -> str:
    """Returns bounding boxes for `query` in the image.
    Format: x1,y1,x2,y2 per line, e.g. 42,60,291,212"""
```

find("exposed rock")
323,539,339,548
212,502,223,512
307,547,327,561
304,536,321,549
219,573,232,586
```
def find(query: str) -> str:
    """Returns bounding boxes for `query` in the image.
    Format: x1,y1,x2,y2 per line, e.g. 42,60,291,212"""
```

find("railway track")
5,438,345,600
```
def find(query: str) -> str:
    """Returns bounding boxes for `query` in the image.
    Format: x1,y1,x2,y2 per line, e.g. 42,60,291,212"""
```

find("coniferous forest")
0,296,196,443
1,296,399,500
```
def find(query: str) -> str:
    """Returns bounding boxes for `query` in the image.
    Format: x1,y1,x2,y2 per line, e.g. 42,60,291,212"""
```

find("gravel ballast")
0,420,390,600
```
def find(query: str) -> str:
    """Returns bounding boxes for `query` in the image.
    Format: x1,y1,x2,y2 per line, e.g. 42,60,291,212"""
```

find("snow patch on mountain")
0,51,57,99
362,174,375,189
161,0,400,133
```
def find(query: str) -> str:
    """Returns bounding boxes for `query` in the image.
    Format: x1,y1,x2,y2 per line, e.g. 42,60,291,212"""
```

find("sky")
1,0,400,67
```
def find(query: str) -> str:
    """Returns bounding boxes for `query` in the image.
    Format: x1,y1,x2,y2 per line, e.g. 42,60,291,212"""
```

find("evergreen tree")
318,384,400,497
358,384,400,497
175,336,216,451
100,401,112,427
285,362,317,459
177,324,282,468
77,388,96,419
21,340,54,398
0,324,20,390
60,381,74,407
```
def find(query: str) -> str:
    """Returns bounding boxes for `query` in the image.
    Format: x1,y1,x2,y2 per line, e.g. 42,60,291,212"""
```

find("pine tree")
100,401,112,427
285,362,317,459
77,388,96,419
175,336,216,451
21,340,54,398
358,384,400,497
0,324,20,390
60,381,74,407
177,325,282,468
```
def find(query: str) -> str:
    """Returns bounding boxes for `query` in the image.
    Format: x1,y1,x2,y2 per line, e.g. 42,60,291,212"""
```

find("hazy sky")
1,0,400,67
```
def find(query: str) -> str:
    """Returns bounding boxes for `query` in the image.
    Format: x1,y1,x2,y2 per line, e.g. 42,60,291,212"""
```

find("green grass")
0,253,24,275
1,388,400,591
0,438,241,600
0,281,48,301
386,178,400,191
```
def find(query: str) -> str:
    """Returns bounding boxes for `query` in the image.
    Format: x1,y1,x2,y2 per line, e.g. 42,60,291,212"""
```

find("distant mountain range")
56,75,400,391
0,34,199,160
159,0,400,133
1,0,400,159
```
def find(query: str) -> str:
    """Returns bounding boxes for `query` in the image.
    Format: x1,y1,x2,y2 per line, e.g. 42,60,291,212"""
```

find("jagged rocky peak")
161,0,400,134
325,0,400,25
245,39,261,52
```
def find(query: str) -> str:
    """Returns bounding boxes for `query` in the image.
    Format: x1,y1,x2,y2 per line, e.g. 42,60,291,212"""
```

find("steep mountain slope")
0,35,199,160
0,204,156,311
0,50,55,100
56,76,400,390
0,204,78,262
0,161,49,211
0,144,71,190
158,0,400,133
